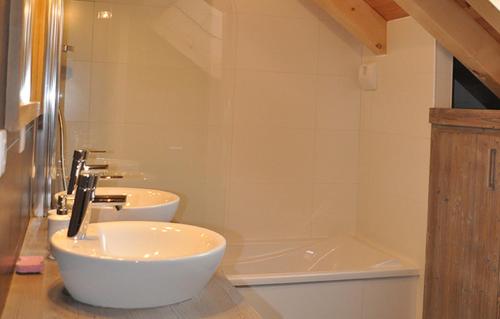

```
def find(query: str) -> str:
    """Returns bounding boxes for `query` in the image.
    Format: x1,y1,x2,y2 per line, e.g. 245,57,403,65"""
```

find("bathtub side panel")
363,277,417,319
237,277,417,319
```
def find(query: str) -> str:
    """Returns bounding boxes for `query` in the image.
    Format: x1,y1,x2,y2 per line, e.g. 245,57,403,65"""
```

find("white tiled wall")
357,17,452,319
62,0,363,241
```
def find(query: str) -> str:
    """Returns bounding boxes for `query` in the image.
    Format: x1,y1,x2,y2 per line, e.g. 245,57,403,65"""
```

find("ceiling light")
97,11,112,20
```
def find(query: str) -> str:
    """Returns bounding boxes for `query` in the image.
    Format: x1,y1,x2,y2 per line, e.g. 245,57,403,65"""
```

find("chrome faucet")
67,173,127,239
67,149,112,195
67,149,88,195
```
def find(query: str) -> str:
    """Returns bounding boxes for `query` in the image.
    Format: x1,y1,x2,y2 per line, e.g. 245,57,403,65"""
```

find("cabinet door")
424,127,500,319
466,133,500,319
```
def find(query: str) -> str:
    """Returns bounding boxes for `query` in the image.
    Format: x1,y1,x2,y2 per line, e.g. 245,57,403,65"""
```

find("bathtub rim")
223,235,420,286
226,267,419,286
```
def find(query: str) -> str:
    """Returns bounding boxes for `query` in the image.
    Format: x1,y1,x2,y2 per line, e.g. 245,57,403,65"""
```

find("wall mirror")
5,0,48,131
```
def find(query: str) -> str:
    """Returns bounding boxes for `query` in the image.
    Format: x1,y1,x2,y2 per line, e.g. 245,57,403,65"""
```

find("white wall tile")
226,181,312,241
89,62,128,124
205,125,232,186
312,182,358,237
234,70,316,129
231,126,314,183
170,179,209,226
122,123,209,182
314,130,359,183
236,14,319,73
147,4,228,74
128,5,207,69
318,14,362,77
384,17,436,75
64,121,90,172
208,67,235,126
362,61,434,138
316,75,361,130
201,182,227,234
92,2,131,63
63,61,91,122
64,0,94,62
124,66,209,126
122,64,169,125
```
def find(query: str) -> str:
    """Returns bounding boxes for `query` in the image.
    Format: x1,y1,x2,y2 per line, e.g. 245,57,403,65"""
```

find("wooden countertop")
1,218,262,319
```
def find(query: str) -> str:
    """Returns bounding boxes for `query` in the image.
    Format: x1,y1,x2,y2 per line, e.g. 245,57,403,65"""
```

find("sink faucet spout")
67,174,128,239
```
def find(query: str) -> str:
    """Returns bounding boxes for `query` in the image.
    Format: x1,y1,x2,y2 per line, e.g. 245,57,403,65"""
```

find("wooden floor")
0,218,262,319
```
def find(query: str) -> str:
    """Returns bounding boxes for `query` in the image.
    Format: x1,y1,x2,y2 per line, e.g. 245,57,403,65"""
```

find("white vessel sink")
51,221,226,309
55,187,180,222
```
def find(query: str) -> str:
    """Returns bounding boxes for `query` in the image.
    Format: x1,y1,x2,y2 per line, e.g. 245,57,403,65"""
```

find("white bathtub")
222,236,419,319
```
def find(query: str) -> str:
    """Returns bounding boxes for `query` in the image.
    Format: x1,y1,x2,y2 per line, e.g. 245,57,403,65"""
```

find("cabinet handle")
489,148,497,190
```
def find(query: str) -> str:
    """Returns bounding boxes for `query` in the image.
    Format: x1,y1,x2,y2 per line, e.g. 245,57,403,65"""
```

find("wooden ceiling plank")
313,0,387,55
465,0,500,35
393,0,500,97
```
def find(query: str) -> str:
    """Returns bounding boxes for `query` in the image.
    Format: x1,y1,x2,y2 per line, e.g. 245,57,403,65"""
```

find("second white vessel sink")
51,221,226,308
55,187,180,222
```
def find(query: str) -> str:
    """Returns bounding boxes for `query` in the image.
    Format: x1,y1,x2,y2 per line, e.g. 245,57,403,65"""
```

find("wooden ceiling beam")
364,0,409,20
455,0,500,43
393,0,500,97
465,0,500,35
313,0,387,55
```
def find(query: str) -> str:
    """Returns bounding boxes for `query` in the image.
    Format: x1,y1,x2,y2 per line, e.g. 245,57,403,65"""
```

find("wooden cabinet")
424,109,500,319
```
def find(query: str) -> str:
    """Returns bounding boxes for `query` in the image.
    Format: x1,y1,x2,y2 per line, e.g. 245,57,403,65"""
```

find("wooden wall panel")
0,127,34,315
0,0,10,126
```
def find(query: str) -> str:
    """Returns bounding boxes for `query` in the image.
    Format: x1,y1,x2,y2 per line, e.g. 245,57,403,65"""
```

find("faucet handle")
84,163,109,170
97,174,124,180
93,194,127,206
